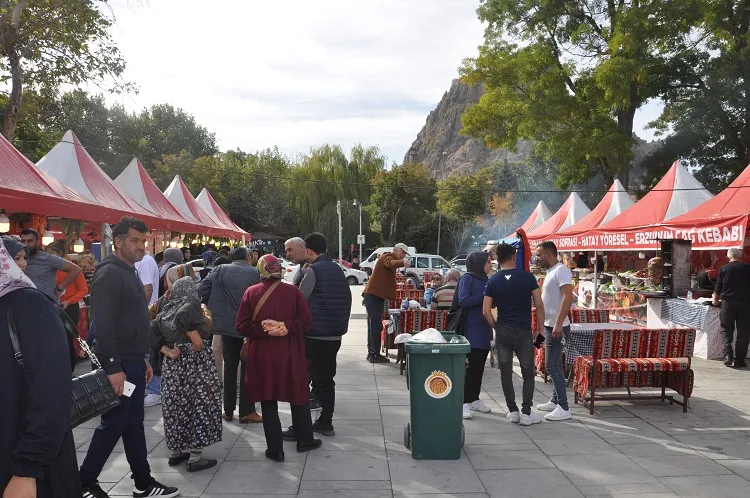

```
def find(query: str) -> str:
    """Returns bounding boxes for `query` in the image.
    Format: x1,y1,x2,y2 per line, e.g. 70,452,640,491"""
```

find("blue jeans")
544,325,570,410
145,354,161,395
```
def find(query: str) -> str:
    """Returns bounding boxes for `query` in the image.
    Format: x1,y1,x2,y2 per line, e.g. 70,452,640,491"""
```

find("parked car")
450,254,468,264
402,253,454,283
359,246,417,275
333,258,353,268
283,262,369,286
451,258,467,273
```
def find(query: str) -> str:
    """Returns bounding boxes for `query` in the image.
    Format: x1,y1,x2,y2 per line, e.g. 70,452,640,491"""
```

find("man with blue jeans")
484,243,546,426
535,241,575,422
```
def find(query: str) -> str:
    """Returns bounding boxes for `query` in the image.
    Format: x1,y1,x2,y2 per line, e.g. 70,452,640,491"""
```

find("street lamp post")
353,199,363,263
436,151,447,255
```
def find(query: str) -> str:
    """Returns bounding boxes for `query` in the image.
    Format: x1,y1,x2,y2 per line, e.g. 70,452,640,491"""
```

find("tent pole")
593,250,598,310
102,223,111,259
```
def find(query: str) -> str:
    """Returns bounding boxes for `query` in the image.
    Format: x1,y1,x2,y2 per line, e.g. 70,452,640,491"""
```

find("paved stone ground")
74,287,750,497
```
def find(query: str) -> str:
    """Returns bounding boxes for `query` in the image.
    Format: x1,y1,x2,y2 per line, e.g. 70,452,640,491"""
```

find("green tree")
460,0,699,189
368,163,436,245
0,0,131,140
437,166,494,253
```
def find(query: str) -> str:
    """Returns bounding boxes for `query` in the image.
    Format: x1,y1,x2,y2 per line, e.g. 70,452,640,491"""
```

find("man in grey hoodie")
79,217,178,498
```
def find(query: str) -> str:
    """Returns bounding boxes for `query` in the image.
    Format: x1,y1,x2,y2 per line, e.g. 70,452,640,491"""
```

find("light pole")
436,151,447,255
353,199,363,263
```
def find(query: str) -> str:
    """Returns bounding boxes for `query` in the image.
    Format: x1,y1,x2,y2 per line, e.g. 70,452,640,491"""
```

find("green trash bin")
403,334,471,460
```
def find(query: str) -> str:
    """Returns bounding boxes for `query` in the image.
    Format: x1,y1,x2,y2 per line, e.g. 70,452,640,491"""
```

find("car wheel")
347,276,358,286
364,267,372,276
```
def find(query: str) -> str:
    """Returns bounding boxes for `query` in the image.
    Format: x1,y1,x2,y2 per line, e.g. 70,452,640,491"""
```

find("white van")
403,254,454,283
360,246,416,275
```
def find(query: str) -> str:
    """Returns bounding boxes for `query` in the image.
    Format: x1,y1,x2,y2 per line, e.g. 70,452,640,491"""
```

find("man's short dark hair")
231,247,249,262
112,217,148,240
496,243,516,264
20,229,38,240
252,248,265,257
304,232,327,255
539,241,558,257
213,256,232,266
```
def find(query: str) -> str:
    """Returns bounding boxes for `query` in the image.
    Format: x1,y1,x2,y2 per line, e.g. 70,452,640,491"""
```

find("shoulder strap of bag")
252,280,281,322
7,292,26,369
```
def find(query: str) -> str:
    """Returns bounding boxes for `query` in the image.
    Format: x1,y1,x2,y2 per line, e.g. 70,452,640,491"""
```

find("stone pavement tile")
76,435,163,453
298,491,393,497
463,431,534,446
381,405,411,426
379,394,411,406
386,441,415,457
673,434,750,460
534,437,620,456
569,402,637,418
659,474,750,497
634,454,735,477
204,460,305,494
649,415,750,436
318,435,386,451
335,420,385,436
614,442,698,458
393,494,489,498
226,441,307,461
579,417,673,443
464,447,554,471
336,373,378,389
462,413,521,434
333,400,383,420
519,420,596,441
303,449,389,481
375,374,410,391
575,483,676,497
77,452,132,483
549,454,659,486
389,453,486,495
338,389,380,400
719,459,750,480
300,480,392,490
477,468,584,498
108,472,206,496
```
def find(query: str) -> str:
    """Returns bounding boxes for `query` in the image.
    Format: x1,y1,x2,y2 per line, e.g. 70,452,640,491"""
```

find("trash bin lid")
404,335,471,354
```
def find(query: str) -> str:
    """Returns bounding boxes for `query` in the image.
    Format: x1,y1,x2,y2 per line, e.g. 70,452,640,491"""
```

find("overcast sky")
106,0,662,163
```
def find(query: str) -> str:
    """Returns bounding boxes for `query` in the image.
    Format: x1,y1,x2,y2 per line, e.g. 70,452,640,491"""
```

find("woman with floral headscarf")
0,238,81,496
151,274,222,473
236,255,321,462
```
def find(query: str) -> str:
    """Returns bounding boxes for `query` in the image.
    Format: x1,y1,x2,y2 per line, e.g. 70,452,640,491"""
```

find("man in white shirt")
135,252,162,407
536,241,575,421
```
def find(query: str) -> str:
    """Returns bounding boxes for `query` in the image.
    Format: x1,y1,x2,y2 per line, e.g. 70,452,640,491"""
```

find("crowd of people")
3,214,750,498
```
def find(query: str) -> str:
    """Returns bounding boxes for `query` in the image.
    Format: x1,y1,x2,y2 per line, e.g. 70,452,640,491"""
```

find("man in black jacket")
284,233,351,438
79,217,178,498
199,246,262,423
713,248,750,368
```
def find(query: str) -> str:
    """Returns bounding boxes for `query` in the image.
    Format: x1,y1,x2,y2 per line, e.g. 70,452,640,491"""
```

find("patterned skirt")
161,343,223,451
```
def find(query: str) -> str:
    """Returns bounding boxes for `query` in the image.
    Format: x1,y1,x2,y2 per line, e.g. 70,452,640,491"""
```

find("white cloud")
104,0,486,162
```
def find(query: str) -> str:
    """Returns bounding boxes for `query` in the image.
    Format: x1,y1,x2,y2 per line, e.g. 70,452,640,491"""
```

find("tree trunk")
1,0,28,142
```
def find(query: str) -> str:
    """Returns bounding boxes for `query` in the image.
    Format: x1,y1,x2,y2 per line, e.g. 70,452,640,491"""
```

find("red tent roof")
163,176,237,238
0,133,115,222
669,165,750,225
559,180,634,235
114,159,206,233
528,193,591,240
36,131,166,227
519,201,553,233
195,188,250,239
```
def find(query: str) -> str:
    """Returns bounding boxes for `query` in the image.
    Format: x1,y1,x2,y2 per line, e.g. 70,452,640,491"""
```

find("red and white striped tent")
195,188,250,241
518,201,553,234
527,192,591,242
163,176,240,239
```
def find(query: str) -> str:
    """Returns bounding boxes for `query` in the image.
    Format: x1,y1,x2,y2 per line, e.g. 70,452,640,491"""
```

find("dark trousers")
306,338,341,425
222,335,254,416
260,401,314,454
464,348,489,403
64,304,80,370
363,294,385,357
721,300,750,361
79,359,151,489
496,325,535,415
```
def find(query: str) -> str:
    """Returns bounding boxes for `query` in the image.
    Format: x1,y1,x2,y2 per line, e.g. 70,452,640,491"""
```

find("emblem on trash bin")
424,370,452,398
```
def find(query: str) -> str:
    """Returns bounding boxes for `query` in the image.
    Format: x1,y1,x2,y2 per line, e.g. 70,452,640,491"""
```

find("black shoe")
734,361,748,368
297,438,323,453
133,478,179,497
310,396,322,412
82,483,110,498
724,354,734,367
281,426,296,441
265,449,285,462
167,452,190,466
313,420,336,437
186,457,217,473
368,354,390,364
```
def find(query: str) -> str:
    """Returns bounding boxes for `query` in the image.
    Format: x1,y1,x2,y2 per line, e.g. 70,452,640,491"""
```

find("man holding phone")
79,217,178,498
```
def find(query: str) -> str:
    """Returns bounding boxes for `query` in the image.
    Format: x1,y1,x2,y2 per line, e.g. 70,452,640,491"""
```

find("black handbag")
8,291,121,431
446,280,467,335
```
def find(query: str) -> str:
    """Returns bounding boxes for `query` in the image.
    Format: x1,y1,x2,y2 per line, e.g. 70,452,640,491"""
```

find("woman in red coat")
236,255,322,462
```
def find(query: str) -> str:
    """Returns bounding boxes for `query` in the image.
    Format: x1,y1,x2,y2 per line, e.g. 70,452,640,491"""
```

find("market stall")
196,188,250,242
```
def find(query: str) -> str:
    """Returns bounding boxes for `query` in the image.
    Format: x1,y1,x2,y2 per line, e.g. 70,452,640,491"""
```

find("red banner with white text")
541,215,748,251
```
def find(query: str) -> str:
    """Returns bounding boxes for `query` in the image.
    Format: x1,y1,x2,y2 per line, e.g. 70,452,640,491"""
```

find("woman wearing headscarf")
151,274,222,473
1,236,29,272
159,248,185,299
236,255,321,462
459,251,493,420
0,238,81,496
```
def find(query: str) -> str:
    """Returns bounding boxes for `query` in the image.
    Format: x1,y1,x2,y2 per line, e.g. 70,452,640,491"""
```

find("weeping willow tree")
292,144,385,237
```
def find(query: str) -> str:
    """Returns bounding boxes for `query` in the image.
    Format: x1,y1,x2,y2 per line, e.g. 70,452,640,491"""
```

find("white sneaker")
144,394,162,407
536,400,557,412
544,405,572,421
519,411,542,426
469,399,492,413
506,411,520,423
462,403,473,420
